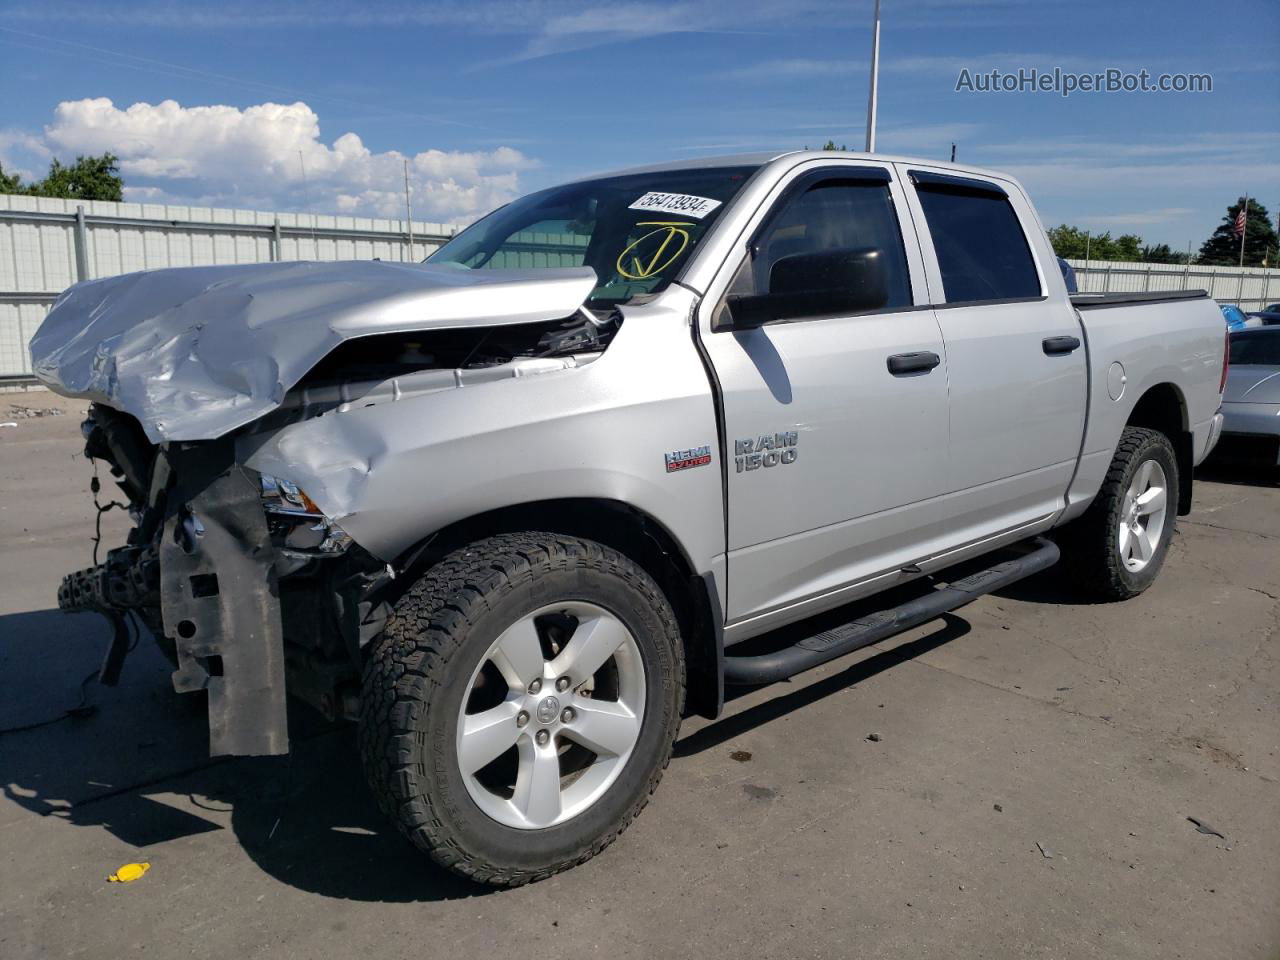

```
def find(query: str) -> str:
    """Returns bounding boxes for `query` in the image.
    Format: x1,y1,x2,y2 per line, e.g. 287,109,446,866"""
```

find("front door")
698,163,952,626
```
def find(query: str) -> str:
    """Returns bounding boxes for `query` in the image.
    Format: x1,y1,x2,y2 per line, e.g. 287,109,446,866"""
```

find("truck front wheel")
1065,426,1179,601
359,532,684,886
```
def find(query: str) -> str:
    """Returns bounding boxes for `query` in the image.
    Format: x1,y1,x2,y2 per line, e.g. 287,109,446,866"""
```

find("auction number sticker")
628,192,723,219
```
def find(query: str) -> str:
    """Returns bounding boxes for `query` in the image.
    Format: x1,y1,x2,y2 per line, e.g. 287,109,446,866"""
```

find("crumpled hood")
1224,366,1280,404
30,259,598,443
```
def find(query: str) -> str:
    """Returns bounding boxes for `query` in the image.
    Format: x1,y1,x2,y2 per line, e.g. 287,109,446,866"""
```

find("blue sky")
0,0,1276,247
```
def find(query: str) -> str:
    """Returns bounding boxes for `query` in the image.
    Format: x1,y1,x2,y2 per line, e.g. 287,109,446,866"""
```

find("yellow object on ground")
107,862,150,883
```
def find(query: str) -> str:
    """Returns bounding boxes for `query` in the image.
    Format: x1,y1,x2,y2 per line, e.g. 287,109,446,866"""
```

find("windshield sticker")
616,222,692,280
628,192,723,219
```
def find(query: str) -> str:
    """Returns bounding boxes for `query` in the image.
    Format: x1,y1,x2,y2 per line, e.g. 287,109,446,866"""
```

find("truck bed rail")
1070,289,1209,309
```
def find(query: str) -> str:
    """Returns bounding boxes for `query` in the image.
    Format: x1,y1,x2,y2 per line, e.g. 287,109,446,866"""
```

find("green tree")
1047,224,1180,263
1046,224,1090,259
1198,197,1277,267
1047,225,1140,261
0,162,21,194
1140,243,1186,264
1114,234,1142,261
0,153,124,201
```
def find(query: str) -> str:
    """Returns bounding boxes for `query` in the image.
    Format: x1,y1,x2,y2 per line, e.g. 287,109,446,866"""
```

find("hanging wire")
0,667,100,736
90,459,127,565
0,609,143,737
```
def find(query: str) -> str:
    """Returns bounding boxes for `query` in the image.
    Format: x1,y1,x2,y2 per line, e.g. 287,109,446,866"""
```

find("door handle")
1042,335,1081,355
887,351,941,375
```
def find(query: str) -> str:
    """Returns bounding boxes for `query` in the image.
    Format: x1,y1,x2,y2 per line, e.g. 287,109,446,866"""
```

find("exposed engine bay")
55,308,619,756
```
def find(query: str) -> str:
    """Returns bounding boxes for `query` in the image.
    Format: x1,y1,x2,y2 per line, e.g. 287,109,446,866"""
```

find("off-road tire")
1064,426,1179,601
359,532,684,886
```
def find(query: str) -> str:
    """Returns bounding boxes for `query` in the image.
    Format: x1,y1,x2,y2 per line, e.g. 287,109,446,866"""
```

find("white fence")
1067,258,1278,312
0,194,459,380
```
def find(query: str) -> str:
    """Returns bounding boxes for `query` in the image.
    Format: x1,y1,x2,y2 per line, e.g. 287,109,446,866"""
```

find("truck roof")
591,150,1018,186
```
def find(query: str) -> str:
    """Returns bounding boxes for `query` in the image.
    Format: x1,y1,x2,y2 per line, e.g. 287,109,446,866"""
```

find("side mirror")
724,247,889,329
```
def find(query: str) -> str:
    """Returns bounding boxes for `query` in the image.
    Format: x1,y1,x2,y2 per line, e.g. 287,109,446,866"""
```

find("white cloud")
984,139,1280,245
21,1,973,68
718,58,868,83
975,131,1280,202
494,2,737,63
3,0,1054,34
37,97,532,222
4,1,829,61
0,129,51,181
1078,207,1194,227
873,122,984,153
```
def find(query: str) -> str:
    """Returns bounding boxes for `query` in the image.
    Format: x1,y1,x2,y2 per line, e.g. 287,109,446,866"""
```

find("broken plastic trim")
162,453,289,757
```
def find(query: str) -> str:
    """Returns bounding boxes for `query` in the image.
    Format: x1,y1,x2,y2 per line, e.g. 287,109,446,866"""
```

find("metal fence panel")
1066,258,1278,311
0,193,457,379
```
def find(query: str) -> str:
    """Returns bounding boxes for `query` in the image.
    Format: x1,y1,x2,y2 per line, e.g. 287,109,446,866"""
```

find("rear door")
900,166,1087,539
697,161,951,626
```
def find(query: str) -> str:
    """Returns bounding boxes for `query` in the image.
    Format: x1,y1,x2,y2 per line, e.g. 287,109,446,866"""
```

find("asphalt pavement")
1,391,1277,960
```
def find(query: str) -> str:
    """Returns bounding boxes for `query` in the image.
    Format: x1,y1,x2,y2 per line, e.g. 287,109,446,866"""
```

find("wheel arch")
1124,381,1193,514
389,497,724,719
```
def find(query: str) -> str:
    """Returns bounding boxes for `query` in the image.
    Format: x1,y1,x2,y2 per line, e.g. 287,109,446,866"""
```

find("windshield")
428,166,759,305
1229,330,1280,366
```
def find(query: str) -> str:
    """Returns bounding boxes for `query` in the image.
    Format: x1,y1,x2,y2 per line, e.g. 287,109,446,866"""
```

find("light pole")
864,0,881,152
404,158,414,263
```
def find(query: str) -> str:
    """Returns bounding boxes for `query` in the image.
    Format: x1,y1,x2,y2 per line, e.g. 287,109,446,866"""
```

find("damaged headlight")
260,474,322,516
259,474,353,555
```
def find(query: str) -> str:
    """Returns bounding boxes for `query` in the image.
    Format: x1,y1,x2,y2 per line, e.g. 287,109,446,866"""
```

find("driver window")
748,179,912,309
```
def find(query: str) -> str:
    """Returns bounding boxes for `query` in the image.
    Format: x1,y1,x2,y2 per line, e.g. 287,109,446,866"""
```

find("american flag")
1233,205,1247,237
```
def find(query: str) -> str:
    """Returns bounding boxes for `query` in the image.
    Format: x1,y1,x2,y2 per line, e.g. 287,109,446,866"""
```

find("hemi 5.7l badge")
665,444,713,472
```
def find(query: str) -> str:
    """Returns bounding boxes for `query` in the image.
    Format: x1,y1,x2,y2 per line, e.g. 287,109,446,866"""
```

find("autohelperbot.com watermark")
955,67,1212,97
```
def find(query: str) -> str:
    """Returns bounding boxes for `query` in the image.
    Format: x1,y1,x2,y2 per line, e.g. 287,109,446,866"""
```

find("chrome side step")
722,537,1060,686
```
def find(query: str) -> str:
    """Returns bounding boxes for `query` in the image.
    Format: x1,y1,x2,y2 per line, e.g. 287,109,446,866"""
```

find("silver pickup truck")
32,151,1226,885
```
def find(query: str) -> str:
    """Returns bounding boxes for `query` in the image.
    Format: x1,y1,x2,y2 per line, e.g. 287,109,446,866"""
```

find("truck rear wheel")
1065,426,1179,601
359,532,684,886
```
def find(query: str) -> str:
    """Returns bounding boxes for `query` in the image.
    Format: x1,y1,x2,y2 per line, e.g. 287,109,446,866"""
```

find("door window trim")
931,295,1048,310
902,167,1047,306
745,167,894,256
695,159,935,336
710,165,919,331
741,294,1050,319
907,169,1008,198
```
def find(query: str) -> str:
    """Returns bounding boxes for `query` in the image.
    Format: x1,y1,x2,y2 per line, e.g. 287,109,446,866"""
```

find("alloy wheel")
1117,459,1169,573
455,601,646,830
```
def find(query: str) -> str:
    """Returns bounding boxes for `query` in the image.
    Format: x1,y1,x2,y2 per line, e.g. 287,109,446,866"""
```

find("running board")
722,537,1060,686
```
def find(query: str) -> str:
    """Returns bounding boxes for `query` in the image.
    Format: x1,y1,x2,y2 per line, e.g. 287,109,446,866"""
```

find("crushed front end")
59,404,387,756
34,259,614,758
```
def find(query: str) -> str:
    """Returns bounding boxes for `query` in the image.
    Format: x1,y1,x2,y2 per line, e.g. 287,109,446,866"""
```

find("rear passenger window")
915,183,1040,303
748,178,913,310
